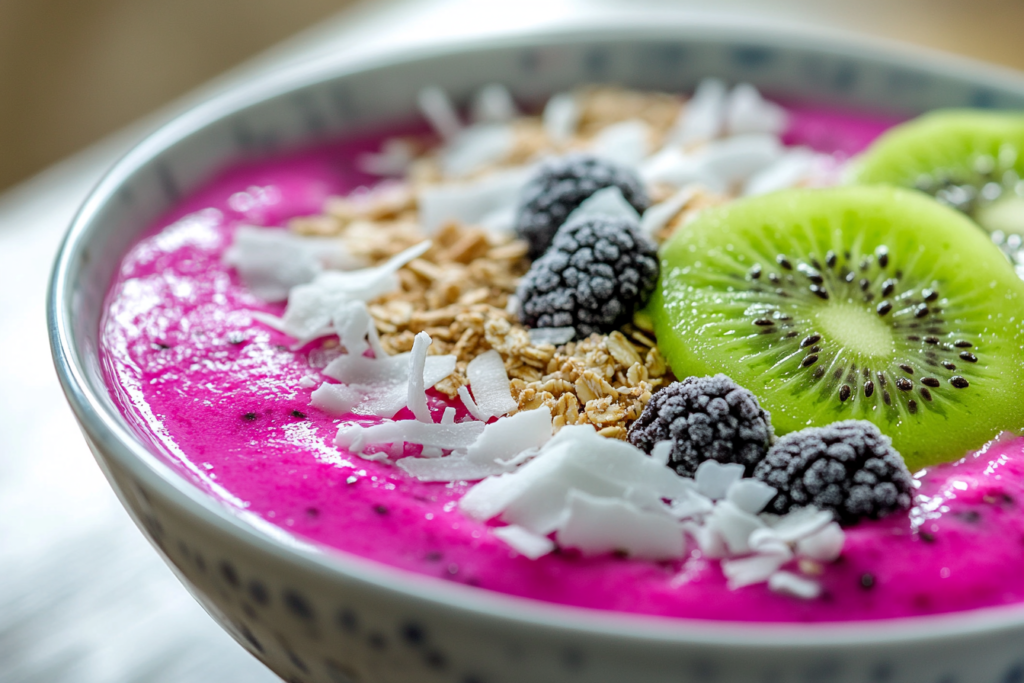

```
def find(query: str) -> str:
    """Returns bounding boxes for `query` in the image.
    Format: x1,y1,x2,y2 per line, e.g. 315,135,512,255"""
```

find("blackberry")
753,420,914,524
517,215,658,338
627,375,774,477
515,155,649,258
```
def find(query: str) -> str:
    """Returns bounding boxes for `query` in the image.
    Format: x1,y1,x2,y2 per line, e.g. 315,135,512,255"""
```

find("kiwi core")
813,302,894,360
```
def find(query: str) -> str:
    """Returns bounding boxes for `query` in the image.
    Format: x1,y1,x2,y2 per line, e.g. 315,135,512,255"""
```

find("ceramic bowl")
48,17,1024,683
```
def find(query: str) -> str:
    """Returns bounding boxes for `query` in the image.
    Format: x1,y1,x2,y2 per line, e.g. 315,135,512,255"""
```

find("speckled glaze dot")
283,590,315,621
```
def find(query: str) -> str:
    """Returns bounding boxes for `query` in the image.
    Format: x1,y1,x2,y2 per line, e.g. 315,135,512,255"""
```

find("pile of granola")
283,86,717,439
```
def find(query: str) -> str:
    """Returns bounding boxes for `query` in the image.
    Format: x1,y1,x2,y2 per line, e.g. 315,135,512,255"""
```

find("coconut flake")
638,148,727,192
460,424,690,533
332,300,385,358
493,525,554,559
335,419,484,453
441,124,516,177
708,500,766,555
398,455,501,482
543,92,579,143
471,84,518,124
669,490,714,520
725,478,777,515
768,571,821,600
358,138,417,176
650,440,674,466
468,406,552,463
744,147,818,196
310,382,363,416
279,241,430,343
668,78,727,146
408,332,433,422
639,187,697,236
766,506,834,544
557,489,685,560
418,167,532,234
224,226,361,302
795,521,844,562
696,134,784,185
694,460,745,500
456,385,489,422
589,119,650,168
722,553,789,589
527,326,575,346
725,83,788,137
323,352,456,418
565,185,641,224
466,350,517,418
418,86,462,141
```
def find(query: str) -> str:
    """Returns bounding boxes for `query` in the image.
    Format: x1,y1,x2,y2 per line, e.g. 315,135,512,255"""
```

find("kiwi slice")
649,186,1024,470
849,110,1024,274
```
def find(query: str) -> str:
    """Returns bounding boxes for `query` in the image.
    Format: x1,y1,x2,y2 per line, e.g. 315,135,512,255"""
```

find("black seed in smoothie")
242,412,258,421
373,504,389,516
860,573,876,590
919,530,937,543
955,509,983,524
305,507,320,518
291,410,307,419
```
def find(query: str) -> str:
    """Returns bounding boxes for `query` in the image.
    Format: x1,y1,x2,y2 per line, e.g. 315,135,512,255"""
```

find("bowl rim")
47,14,1024,649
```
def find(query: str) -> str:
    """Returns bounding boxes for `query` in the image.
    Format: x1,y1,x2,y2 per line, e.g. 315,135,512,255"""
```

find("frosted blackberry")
627,375,774,477
515,155,649,258
753,420,914,524
517,215,658,338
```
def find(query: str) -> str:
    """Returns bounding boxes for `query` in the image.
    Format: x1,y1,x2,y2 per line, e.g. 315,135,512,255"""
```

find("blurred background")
3,1,1024,682
3,0,1024,192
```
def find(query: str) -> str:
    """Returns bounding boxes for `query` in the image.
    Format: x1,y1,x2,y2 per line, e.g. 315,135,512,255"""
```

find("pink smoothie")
100,107,1024,622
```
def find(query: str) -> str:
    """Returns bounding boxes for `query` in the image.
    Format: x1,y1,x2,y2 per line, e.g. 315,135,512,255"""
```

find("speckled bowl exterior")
49,18,1024,683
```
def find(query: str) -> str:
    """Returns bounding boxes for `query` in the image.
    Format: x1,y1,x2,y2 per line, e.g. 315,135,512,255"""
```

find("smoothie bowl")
48,20,1024,683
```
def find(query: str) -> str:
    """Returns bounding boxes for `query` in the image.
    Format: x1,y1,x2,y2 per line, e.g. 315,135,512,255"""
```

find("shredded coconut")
558,490,684,560
542,92,579,143
492,525,554,559
335,418,484,453
668,78,727,146
276,240,430,343
418,86,462,141
726,82,788,137
408,332,433,422
470,83,519,124
564,185,641,225
768,570,822,600
441,124,516,177
466,349,517,418
310,382,363,416
589,119,650,168
418,167,532,234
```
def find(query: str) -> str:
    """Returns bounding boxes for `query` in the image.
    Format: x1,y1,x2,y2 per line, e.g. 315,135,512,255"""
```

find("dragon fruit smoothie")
100,89,1024,623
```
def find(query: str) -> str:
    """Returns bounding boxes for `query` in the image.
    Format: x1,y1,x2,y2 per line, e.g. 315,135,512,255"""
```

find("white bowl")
48,19,1024,683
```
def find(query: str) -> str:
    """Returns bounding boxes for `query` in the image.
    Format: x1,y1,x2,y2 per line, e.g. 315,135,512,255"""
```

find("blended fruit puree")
101,103,1024,622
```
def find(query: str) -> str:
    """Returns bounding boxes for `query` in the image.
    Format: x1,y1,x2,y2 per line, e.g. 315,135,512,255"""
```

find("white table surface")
0,1,1002,680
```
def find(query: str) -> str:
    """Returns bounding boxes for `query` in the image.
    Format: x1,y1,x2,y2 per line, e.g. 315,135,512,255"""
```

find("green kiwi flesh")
849,110,1024,273
649,186,1024,471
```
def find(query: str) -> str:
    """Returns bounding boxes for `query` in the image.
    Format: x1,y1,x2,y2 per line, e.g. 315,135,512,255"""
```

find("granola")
282,86,718,439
